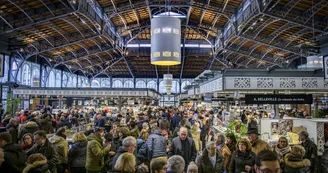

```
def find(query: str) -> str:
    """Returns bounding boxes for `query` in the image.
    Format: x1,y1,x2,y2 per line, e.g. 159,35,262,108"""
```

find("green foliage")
317,109,328,118
225,120,247,141
6,93,21,116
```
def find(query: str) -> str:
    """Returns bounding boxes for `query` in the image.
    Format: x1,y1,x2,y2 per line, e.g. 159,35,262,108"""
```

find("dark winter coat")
22,160,51,173
171,115,181,130
39,118,54,134
27,139,59,173
302,139,318,173
284,154,311,173
19,121,39,140
0,143,27,173
68,140,87,168
229,150,256,173
169,136,197,169
197,148,224,173
322,146,328,173
137,130,167,160
7,125,18,144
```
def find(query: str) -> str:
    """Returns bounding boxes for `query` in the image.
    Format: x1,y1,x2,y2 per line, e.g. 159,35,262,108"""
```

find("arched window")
31,68,40,87
112,80,123,88
72,76,77,87
78,77,83,87
147,80,157,90
22,64,31,86
181,81,191,92
91,79,100,88
158,81,166,93
124,80,134,88
172,81,180,93
62,74,68,87
55,72,61,87
101,79,111,88
48,71,55,87
136,81,146,88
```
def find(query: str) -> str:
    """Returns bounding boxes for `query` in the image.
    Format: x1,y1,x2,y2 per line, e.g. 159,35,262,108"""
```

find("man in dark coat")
0,132,27,173
197,141,224,173
6,118,19,144
27,130,59,173
112,136,137,170
171,113,181,130
299,131,319,173
169,127,197,171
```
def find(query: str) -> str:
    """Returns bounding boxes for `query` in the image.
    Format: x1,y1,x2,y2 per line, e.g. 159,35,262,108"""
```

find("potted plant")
225,120,247,141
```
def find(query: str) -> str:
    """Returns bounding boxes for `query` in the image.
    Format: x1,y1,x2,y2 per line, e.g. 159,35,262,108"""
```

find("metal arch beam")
226,48,280,66
285,28,311,47
110,0,132,38
38,0,55,16
238,35,302,56
281,0,302,18
60,47,116,64
303,0,328,24
93,57,125,78
267,23,296,44
7,0,34,22
253,19,280,39
124,57,135,78
199,0,211,26
0,15,13,29
261,12,324,33
128,0,140,27
27,35,101,58
59,18,85,39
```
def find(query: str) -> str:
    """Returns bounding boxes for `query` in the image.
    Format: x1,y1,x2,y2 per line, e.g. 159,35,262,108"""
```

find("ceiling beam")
93,57,125,78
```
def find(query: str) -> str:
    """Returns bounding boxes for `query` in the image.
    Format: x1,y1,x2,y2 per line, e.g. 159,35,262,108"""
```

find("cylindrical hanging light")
166,88,172,95
151,17,181,66
163,74,173,88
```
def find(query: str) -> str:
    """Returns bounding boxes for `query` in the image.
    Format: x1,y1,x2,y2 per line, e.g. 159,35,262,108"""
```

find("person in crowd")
200,114,213,149
114,152,146,173
95,114,106,128
299,130,318,173
215,133,231,172
169,127,197,171
110,122,120,140
39,114,54,134
166,155,185,173
172,119,192,138
197,141,224,173
159,117,170,133
86,127,111,173
254,150,280,173
226,133,237,154
149,119,158,130
0,132,27,173
22,153,51,173
112,136,137,170
187,162,198,173
139,122,150,141
229,138,256,173
0,148,4,166
69,132,88,173
190,122,202,153
49,127,68,173
273,136,291,170
21,133,34,151
27,130,59,173
284,145,311,173
322,123,328,173
6,118,19,144
20,110,29,124
247,127,270,155
129,121,139,139
19,120,39,140
138,126,167,164
151,157,167,173
171,113,181,131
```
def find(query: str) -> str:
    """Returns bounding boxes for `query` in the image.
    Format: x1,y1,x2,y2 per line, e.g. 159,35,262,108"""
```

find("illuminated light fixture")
151,17,181,66
163,74,173,88
166,88,172,95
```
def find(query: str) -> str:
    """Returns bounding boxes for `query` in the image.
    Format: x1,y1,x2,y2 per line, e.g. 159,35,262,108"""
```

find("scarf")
275,146,291,159
237,150,251,159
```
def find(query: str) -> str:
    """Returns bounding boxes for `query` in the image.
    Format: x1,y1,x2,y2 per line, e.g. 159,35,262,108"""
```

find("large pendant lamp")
163,74,173,88
151,17,181,66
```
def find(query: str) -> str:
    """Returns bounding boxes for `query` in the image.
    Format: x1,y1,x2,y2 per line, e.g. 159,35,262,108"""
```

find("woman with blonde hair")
68,132,88,173
114,153,138,173
229,138,256,173
23,153,50,173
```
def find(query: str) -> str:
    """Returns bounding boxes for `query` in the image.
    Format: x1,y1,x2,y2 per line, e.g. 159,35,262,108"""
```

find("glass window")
147,80,157,90
123,80,134,88
31,68,40,87
21,64,31,86
62,74,68,87
91,79,100,88
101,79,111,88
136,81,146,88
159,81,166,93
55,72,61,87
181,81,191,92
172,81,180,93
48,71,55,87
112,80,123,88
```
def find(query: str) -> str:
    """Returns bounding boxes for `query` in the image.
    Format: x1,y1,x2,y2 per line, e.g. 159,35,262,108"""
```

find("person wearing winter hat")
284,145,311,173
187,162,198,173
247,127,271,155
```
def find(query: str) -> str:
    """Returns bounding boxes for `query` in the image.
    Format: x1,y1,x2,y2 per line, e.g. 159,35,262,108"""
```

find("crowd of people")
0,106,327,173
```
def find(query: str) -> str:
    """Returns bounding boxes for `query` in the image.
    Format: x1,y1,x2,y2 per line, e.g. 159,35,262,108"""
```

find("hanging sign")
324,56,328,79
245,94,313,104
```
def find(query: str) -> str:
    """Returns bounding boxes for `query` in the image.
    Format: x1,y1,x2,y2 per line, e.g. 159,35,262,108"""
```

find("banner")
245,94,313,104
0,54,4,77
